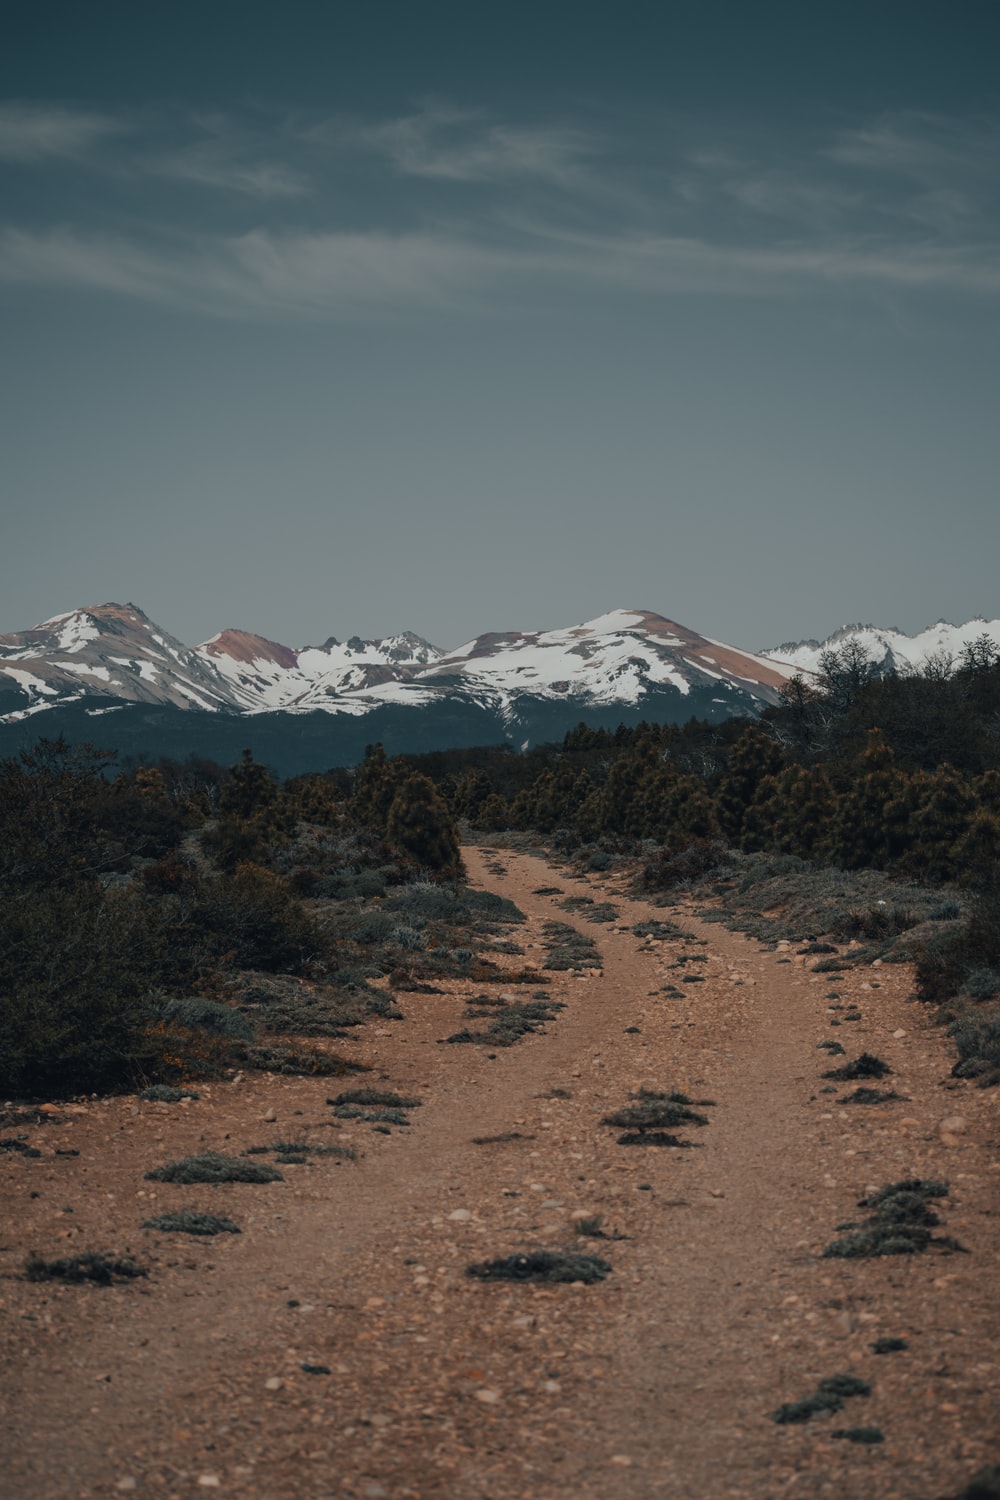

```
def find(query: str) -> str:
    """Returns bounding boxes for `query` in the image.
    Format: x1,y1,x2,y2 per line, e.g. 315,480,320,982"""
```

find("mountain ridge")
762,616,1000,677
0,602,798,726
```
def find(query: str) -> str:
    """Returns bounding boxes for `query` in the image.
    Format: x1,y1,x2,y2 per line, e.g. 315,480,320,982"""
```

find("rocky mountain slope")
0,603,797,726
763,617,1000,676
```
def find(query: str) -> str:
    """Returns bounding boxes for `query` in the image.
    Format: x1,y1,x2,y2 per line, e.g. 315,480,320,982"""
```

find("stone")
939,1116,968,1136
262,1107,276,1123
447,1209,473,1222
264,1376,283,1391
474,1387,501,1404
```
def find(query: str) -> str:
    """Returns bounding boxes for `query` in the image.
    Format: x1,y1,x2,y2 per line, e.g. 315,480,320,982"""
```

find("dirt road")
2,847,997,1499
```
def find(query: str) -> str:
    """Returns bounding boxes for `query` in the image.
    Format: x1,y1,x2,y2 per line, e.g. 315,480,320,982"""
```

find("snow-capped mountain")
0,603,238,720
199,627,443,713
0,602,799,727
422,609,797,709
761,618,1000,677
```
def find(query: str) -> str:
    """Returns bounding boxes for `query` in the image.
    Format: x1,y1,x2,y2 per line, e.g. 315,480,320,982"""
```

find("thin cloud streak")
355,104,594,185
152,144,309,199
2,218,998,321
1,100,998,316
0,102,125,162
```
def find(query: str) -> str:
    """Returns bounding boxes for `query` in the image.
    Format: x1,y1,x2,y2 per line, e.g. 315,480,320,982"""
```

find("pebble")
447,1209,473,1222
610,1454,634,1466
115,1482,137,1493
197,1477,221,1490
264,1376,283,1391
262,1107,276,1123
939,1116,968,1137
474,1387,501,1404
893,1028,907,1039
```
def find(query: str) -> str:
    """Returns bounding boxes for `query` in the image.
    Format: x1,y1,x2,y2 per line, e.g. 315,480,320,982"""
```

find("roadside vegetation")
3,634,999,1098
0,739,476,1099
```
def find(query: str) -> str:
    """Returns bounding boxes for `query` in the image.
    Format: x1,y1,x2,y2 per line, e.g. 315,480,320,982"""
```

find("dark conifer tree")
386,773,464,875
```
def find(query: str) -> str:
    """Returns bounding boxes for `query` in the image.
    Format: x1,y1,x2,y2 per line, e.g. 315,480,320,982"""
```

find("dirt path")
2,846,997,1499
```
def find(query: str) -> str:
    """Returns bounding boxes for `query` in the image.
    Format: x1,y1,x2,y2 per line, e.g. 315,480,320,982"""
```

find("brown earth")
2,845,998,1500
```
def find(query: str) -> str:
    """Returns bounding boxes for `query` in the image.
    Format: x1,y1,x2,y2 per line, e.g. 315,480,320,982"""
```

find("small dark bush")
964,967,1000,1000
383,883,524,925
330,1088,420,1108
138,1085,200,1102
143,1211,240,1236
823,1179,963,1258
642,839,733,891
831,1426,884,1443
602,1091,710,1132
949,1014,1000,1086
833,905,916,940
617,1131,697,1148
330,1105,409,1125
871,1337,908,1354
3,1138,42,1158
447,997,565,1047
145,1152,284,1184
633,919,693,940
772,1374,870,1424
157,997,255,1042
25,1252,146,1284
467,1251,611,1284
822,1052,892,1080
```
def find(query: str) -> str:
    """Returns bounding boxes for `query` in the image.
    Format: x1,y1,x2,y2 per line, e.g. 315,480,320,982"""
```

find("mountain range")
0,603,996,774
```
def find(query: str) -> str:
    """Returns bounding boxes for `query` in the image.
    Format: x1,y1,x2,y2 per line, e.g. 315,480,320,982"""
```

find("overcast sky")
2,1,998,653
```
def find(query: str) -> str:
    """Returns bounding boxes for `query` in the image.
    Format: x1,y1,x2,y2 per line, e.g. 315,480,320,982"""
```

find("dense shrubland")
4,637,998,1097
411,639,1000,1061
0,740,468,1098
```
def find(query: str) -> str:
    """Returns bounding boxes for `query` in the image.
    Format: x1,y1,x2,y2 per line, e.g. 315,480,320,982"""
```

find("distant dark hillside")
0,682,761,777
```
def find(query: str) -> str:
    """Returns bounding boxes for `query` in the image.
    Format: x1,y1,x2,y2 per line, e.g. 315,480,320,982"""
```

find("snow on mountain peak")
762,617,1000,676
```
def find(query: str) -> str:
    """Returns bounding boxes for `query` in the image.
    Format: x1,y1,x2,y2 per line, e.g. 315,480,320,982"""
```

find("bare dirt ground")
2,845,998,1500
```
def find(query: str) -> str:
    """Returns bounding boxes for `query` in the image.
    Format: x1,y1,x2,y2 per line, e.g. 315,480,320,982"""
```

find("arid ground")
2,846,998,1499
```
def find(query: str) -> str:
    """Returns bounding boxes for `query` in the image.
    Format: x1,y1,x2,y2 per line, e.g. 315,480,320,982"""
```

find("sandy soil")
1,845,998,1500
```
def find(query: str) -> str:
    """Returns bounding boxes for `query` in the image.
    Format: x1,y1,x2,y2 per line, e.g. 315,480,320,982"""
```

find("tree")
714,725,784,841
386,773,464,875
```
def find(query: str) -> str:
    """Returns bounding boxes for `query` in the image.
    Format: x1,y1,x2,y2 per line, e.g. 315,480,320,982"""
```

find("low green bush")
145,1152,284,1185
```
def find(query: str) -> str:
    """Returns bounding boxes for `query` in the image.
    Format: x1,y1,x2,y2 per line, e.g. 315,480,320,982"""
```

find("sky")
2,0,999,654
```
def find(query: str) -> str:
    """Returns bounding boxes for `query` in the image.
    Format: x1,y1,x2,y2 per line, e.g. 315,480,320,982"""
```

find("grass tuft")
824,1179,965,1258
467,1251,611,1284
142,1210,240,1236
822,1052,892,1080
772,1373,870,1424
145,1152,284,1185
25,1252,146,1284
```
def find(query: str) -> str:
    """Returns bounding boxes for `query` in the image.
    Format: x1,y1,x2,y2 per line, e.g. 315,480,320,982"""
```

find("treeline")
394,636,1000,890
0,740,463,1097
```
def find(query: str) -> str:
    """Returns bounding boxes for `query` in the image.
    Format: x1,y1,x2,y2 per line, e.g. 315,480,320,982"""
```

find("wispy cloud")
153,142,308,199
0,102,125,163
354,104,593,185
1,100,998,318
2,217,997,323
